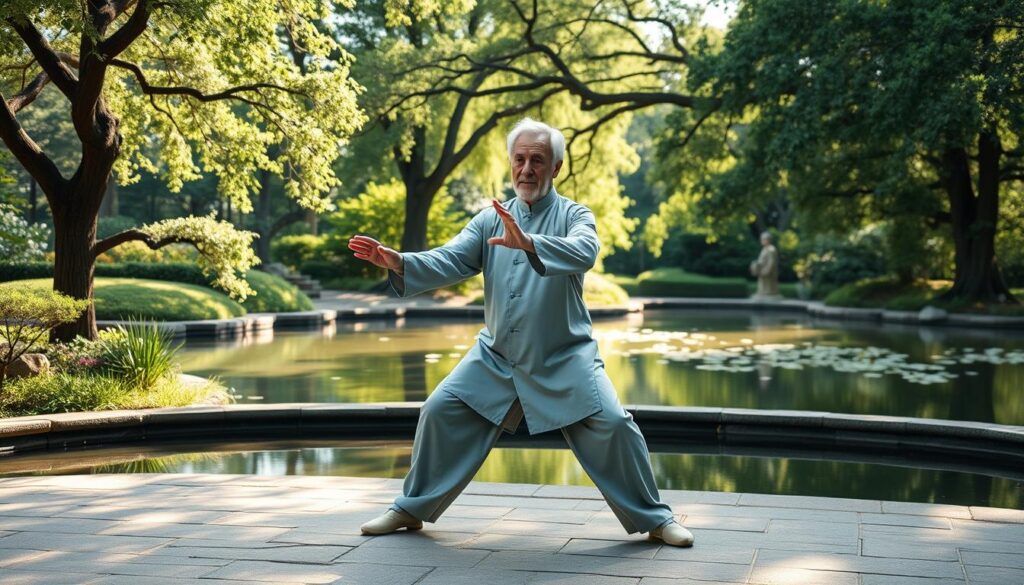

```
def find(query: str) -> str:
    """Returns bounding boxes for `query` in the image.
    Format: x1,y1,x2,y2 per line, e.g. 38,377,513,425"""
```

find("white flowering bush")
140,214,260,301
0,204,50,262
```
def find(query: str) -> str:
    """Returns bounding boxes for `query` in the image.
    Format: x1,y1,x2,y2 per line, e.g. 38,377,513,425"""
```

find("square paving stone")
682,515,768,532
336,544,490,567
859,534,960,561
0,569,102,585
859,576,965,585
748,566,859,585
950,518,1024,543
0,532,170,553
754,549,964,579
964,565,1024,585
859,513,953,529
156,544,351,563
476,550,750,581
653,541,757,565
202,559,352,583
0,515,122,534
739,494,881,513
464,533,570,552
961,550,1024,569
640,579,745,585
504,507,595,524
86,577,254,585
271,529,371,547
879,501,971,519
969,506,1024,524
559,538,661,559
463,481,541,497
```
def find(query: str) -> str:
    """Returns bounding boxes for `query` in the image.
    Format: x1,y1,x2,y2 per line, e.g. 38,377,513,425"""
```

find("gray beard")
514,179,551,203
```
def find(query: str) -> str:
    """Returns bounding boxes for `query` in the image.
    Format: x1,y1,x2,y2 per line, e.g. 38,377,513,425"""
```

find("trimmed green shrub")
635,268,750,298
0,278,246,321
242,271,313,312
824,276,947,310
272,234,330,269
584,272,631,306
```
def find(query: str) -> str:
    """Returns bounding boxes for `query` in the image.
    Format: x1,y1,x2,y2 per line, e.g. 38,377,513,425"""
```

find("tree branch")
92,228,187,258
0,89,66,197
109,59,310,104
100,0,151,59
5,71,50,113
5,16,79,98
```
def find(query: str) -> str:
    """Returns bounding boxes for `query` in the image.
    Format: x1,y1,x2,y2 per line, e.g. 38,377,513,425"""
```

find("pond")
178,309,1024,426
6,440,1020,509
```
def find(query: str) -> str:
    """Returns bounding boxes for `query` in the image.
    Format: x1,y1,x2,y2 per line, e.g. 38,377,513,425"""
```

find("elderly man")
347,118,693,547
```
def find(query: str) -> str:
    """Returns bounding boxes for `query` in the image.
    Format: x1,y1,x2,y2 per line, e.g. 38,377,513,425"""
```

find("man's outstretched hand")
348,235,404,274
487,199,536,253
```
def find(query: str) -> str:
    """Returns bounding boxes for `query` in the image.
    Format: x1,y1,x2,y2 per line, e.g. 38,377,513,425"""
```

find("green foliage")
97,241,199,265
324,180,466,278
794,231,889,298
0,371,229,417
695,0,1024,293
824,277,947,311
140,214,259,301
634,268,750,298
0,288,89,390
582,273,630,306
0,278,246,321
0,203,50,262
272,234,329,269
99,320,181,389
241,271,314,313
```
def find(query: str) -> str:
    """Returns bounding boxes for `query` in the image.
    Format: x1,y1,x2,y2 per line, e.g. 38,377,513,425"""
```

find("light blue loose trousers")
393,367,675,534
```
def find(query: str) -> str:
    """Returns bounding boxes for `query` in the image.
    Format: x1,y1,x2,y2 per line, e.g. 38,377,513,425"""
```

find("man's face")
510,131,563,203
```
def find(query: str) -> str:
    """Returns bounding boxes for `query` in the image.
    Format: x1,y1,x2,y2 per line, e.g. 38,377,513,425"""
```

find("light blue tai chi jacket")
388,188,603,435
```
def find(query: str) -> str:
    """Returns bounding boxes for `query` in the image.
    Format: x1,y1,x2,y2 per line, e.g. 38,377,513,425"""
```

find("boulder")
5,353,50,379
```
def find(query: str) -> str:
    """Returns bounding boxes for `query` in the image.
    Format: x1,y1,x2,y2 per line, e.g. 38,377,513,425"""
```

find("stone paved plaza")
0,474,1021,584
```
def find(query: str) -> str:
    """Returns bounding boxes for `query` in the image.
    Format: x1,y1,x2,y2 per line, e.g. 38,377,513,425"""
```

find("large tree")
1,0,364,339
336,0,658,257
699,0,1024,302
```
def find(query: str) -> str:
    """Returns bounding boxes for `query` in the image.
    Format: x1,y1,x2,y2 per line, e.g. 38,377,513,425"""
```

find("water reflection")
179,309,1024,425
9,441,1020,509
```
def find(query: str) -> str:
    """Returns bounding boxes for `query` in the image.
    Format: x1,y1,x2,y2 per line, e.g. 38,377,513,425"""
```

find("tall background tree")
684,0,1024,303
1,0,364,339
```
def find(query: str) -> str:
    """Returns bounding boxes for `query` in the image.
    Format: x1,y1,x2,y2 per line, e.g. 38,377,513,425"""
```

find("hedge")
634,267,750,298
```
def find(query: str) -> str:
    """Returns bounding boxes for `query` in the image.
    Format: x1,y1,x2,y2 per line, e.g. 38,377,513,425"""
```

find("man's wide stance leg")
561,368,676,534
393,389,504,523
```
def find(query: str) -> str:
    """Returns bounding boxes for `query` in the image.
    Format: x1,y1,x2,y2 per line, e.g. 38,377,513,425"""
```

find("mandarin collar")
514,186,558,216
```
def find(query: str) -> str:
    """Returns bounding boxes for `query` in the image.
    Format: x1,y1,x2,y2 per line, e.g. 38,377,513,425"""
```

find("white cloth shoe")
360,508,423,535
649,520,694,547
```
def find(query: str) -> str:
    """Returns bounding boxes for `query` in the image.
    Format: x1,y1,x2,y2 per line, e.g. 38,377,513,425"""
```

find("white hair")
506,117,565,164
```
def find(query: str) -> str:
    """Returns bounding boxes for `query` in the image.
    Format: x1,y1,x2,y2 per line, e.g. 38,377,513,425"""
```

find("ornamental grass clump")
99,319,182,389
0,288,89,392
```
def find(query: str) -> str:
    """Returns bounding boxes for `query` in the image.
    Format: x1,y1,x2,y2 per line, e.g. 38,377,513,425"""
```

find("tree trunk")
254,169,273,263
51,184,101,341
939,139,1015,304
401,184,435,252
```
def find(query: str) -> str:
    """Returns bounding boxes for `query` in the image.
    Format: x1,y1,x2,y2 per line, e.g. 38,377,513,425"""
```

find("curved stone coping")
640,297,1024,329
2,404,1021,472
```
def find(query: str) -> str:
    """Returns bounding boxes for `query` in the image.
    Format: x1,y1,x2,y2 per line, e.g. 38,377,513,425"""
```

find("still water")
179,309,1024,425
20,309,1017,508
8,440,1020,509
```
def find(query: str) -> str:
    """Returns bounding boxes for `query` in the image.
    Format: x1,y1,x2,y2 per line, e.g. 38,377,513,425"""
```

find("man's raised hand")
348,235,404,274
487,199,536,253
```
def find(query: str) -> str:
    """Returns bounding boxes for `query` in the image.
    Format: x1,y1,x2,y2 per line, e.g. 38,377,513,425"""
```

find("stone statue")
750,231,782,299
